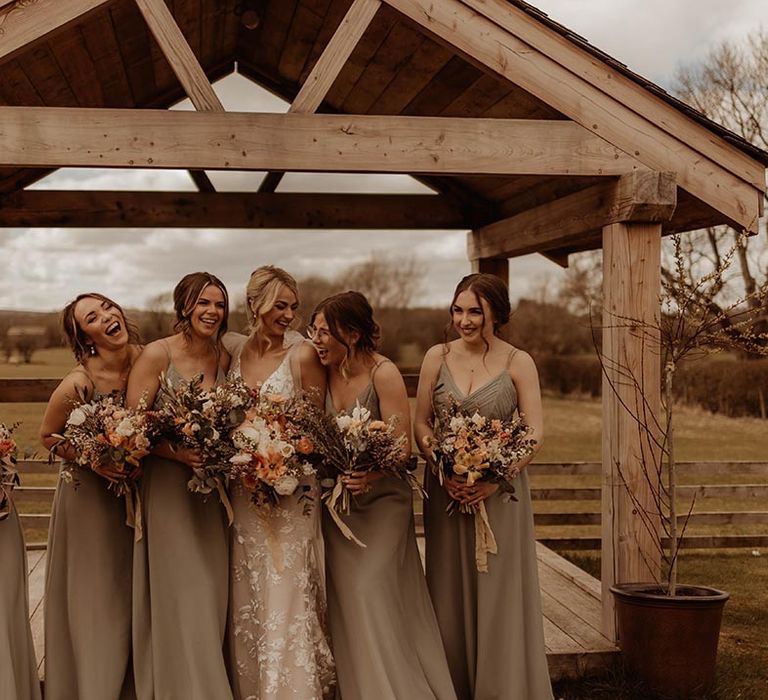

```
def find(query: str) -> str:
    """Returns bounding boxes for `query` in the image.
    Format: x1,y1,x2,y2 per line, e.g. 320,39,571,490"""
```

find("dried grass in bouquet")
155,373,254,523
425,391,537,571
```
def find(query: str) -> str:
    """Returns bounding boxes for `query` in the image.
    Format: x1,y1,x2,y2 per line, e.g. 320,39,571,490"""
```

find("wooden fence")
4,378,768,552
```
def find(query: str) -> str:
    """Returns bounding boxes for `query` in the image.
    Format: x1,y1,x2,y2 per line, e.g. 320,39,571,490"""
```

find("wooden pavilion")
1,0,767,681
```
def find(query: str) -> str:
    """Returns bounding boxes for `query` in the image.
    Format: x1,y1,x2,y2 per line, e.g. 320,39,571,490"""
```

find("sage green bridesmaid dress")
44,389,135,700
322,376,456,700
132,363,232,700
0,501,42,700
425,362,554,700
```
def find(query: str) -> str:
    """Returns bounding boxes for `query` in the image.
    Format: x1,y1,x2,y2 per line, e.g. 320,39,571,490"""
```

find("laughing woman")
126,272,232,700
0,485,42,700
414,273,553,700
310,291,456,700
40,293,142,700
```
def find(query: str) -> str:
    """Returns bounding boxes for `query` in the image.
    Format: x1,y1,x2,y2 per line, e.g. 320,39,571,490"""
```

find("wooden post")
601,221,662,641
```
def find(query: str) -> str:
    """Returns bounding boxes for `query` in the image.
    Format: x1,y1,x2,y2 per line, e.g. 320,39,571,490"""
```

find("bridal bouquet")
229,391,317,512
425,395,537,571
53,392,157,538
302,400,416,546
0,422,20,522
156,373,253,522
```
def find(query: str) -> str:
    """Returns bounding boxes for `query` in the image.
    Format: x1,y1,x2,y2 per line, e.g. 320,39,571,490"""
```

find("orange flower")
296,437,314,455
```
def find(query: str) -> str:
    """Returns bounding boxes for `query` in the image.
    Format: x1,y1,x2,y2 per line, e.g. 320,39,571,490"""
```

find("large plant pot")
611,583,729,699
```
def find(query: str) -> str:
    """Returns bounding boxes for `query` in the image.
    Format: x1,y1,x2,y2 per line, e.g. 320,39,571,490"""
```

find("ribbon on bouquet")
324,478,367,548
124,486,143,542
0,481,12,522
216,480,235,526
473,500,498,573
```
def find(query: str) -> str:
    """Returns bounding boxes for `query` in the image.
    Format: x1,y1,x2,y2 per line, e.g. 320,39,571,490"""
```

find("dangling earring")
87,344,96,356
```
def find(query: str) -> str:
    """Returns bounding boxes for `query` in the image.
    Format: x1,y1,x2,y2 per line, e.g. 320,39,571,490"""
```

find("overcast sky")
0,1,764,312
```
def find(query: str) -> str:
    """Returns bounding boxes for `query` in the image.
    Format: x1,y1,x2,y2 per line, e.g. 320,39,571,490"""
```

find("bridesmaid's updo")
173,272,229,342
245,265,299,336
450,273,511,335
311,291,380,372
62,292,139,362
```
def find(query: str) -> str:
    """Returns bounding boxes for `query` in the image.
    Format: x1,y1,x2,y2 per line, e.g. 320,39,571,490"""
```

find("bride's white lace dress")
227,332,335,700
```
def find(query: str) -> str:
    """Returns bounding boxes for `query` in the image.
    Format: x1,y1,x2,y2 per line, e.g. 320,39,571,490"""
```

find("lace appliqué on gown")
229,333,335,700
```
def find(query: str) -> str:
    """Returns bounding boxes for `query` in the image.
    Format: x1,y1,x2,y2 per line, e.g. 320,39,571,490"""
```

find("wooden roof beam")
0,0,112,63
0,190,477,229
467,170,677,260
0,107,640,176
133,0,222,193
382,0,763,233
260,0,382,193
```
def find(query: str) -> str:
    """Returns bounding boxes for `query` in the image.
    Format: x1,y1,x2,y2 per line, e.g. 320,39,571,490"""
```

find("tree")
672,30,768,336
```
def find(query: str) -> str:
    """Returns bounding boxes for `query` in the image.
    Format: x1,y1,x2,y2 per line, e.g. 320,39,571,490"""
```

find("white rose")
274,474,299,496
279,442,294,458
230,453,252,465
67,408,88,426
449,416,464,432
336,415,352,431
115,418,135,437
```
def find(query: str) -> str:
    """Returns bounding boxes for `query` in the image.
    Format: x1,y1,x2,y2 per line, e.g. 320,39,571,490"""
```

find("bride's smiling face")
258,284,298,339
73,296,129,353
190,284,226,339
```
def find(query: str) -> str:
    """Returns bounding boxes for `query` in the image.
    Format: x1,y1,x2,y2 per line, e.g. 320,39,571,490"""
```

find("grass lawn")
2,352,767,697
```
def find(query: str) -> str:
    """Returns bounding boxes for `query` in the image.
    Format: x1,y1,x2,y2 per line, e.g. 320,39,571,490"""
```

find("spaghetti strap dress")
132,362,232,700
227,332,335,699
0,499,42,700
44,387,136,700
322,370,456,700
425,361,554,700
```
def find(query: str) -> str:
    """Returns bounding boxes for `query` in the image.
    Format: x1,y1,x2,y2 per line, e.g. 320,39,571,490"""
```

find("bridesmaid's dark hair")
62,293,139,362
173,272,229,343
311,291,380,376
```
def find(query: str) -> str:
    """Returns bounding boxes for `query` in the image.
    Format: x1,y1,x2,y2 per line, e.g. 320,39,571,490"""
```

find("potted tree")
599,235,767,699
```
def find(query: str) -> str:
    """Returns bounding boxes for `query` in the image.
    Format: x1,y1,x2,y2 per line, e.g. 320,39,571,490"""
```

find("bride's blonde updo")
246,265,300,337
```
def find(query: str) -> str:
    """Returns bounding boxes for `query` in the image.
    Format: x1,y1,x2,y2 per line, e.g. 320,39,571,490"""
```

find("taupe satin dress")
132,363,232,700
425,363,554,700
44,389,136,700
0,501,42,700
323,379,456,700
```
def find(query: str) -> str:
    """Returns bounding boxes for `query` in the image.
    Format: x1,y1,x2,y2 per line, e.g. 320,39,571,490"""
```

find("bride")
224,265,335,700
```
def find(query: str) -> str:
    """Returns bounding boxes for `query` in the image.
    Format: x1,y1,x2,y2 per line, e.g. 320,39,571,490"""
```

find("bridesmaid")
310,291,456,700
126,272,232,700
40,293,142,700
223,265,335,700
414,273,553,700
0,484,42,700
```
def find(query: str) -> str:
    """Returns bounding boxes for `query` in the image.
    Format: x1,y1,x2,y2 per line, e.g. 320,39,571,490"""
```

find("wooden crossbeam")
0,0,112,62
467,171,677,260
0,107,639,176
381,0,763,233
0,190,477,229
259,0,382,193
132,0,222,193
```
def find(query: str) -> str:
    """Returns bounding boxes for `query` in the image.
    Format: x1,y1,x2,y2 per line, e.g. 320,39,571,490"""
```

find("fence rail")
4,378,768,552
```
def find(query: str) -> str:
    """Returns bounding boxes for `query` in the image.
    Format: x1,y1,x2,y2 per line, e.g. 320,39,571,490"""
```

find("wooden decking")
26,543,617,683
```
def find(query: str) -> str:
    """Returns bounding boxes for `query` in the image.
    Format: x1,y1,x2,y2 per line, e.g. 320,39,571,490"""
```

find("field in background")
2,349,767,698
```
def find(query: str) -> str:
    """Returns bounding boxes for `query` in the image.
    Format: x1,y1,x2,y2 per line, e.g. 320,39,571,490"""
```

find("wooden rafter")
381,0,764,233
133,0,222,193
468,171,677,260
0,0,112,63
0,108,640,176
259,0,382,193
0,190,478,229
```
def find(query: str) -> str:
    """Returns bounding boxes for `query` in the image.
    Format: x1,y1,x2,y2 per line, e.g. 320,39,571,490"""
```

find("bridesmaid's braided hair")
61,292,139,362
311,291,380,378
173,272,229,344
